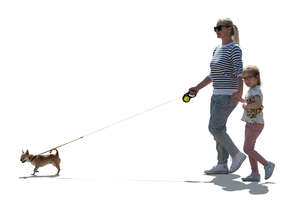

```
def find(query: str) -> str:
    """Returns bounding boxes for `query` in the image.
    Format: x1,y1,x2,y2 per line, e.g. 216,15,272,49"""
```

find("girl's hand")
242,103,247,110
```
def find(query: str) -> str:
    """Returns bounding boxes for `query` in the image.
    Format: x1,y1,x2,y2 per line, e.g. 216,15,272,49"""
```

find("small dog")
20,149,61,175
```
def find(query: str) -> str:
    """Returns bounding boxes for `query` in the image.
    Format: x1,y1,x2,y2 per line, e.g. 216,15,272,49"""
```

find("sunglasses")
214,25,230,32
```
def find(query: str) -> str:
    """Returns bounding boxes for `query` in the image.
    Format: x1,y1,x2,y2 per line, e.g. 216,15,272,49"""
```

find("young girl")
240,65,275,182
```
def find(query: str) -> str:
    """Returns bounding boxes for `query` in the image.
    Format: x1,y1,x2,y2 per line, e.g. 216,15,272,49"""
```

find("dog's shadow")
186,174,275,195
19,174,71,179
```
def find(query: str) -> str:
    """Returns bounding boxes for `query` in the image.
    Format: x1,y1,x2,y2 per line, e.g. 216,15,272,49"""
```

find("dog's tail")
50,148,59,157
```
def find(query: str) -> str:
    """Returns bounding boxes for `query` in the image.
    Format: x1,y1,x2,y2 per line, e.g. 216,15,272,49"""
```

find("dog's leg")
53,162,60,175
32,166,39,175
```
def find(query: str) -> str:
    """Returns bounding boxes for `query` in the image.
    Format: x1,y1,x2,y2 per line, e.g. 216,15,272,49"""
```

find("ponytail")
232,24,239,45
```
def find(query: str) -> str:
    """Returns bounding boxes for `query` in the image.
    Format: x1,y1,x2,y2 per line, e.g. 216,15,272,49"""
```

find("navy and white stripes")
208,42,243,95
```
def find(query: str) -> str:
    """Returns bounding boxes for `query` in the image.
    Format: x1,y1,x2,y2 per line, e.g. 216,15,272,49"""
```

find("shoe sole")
230,155,246,173
204,171,229,175
265,163,275,180
242,178,260,182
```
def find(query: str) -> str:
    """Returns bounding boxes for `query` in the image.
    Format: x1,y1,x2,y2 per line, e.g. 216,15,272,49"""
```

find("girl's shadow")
186,174,275,195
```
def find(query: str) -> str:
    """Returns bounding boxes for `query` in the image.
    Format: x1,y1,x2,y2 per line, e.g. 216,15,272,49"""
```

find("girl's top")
241,85,264,124
209,42,243,95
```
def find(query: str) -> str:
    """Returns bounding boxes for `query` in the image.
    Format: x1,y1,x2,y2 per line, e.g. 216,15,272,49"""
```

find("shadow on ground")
19,174,275,195
185,174,276,195
19,174,74,180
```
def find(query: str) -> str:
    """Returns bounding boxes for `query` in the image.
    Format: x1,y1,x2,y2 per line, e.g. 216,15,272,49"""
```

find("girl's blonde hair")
218,18,240,45
243,65,261,86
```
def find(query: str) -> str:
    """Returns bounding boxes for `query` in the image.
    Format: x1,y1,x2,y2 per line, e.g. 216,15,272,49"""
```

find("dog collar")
30,156,37,162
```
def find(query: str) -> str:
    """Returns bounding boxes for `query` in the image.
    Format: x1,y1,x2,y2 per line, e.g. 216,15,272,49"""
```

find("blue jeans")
208,94,239,165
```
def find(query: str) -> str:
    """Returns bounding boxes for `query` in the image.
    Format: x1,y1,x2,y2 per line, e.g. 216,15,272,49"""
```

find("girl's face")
214,21,232,39
243,73,258,88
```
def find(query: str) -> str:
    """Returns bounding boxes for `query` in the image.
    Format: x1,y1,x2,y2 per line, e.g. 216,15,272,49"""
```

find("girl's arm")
243,95,263,109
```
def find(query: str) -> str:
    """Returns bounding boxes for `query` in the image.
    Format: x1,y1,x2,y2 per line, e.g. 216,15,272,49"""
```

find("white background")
0,0,299,203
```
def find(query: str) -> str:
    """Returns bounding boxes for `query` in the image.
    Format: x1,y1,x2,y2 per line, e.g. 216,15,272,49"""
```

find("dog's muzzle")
20,159,25,163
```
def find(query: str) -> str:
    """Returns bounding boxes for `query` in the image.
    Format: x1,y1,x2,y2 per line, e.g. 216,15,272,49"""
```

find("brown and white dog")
20,149,61,175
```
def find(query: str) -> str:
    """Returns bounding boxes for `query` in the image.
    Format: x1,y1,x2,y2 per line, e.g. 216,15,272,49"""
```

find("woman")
189,18,246,174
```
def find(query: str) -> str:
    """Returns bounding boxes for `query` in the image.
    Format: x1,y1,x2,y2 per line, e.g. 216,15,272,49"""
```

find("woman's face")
215,21,232,39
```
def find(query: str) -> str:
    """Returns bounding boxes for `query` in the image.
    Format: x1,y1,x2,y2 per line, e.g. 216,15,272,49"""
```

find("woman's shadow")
186,174,275,195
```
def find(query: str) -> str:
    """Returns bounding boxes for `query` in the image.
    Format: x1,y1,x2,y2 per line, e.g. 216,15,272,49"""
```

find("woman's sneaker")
242,172,261,182
229,151,246,173
264,162,275,180
204,163,229,175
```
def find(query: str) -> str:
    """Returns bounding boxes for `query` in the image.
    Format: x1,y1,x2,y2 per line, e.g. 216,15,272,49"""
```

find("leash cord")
38,95,181,155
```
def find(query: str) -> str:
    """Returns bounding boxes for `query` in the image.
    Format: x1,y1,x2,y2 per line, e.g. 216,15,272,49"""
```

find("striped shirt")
208,42,243,95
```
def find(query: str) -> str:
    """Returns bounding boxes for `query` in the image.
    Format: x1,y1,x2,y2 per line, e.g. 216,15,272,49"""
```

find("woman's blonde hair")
218,18,239,45
243,65,261,85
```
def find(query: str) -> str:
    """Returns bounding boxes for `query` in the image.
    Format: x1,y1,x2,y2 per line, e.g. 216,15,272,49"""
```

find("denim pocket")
214,95,231,106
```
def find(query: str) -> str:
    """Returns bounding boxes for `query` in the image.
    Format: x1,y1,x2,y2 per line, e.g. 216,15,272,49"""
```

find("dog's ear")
25,150,29,154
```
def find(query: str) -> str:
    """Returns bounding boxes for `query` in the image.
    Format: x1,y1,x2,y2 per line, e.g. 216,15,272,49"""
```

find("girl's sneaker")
242,172,261,182
264,162,275,180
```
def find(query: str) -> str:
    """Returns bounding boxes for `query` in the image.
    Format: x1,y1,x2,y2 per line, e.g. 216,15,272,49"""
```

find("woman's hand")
188,86,199,96
188,76,212,97
232,91,244,102
242,103,247,109
240,98,245,103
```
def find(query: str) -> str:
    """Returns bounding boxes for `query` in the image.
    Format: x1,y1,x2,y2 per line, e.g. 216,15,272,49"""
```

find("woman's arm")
232,76,244,102
188,75,212,96
230,45,243,102
195,75,212,90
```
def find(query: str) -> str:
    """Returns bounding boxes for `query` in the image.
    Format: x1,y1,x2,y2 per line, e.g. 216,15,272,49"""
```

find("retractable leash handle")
182,92,196,103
